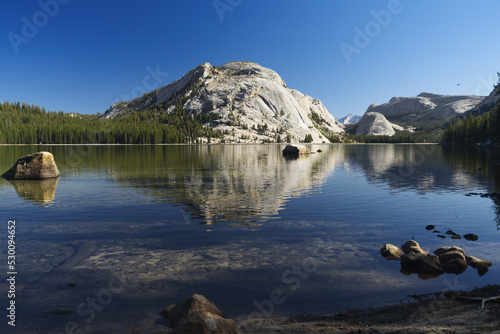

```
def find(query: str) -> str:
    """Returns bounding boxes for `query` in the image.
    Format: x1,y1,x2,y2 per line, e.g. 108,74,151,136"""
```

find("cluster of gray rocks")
381,240,492,279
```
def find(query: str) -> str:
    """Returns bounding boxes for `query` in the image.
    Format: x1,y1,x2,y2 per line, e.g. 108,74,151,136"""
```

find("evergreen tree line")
442,103,500,143
0,101,223,144
442,73,500,144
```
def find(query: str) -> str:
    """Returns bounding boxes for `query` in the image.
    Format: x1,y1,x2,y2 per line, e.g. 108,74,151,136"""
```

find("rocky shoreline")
127,285,500,333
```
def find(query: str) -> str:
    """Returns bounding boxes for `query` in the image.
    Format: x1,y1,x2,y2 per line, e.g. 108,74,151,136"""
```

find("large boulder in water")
1,152,60,180
282,145,310,156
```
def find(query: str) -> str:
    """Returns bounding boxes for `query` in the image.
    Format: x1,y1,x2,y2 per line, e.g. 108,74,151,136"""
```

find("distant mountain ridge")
338,113,362,124
366,92,484,121
103,61,344,143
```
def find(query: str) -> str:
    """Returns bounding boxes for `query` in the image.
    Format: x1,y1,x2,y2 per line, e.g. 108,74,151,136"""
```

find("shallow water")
0,144,499,333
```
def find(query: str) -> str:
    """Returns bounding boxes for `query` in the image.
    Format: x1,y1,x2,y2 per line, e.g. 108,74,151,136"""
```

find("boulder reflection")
8,178,59,206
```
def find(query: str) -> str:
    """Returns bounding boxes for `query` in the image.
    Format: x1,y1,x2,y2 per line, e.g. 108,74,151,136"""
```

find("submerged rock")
463,233,479,241
425,225,435,230
282,145,310,156
2,152,60,180
380,244,403,261
441,258,468,275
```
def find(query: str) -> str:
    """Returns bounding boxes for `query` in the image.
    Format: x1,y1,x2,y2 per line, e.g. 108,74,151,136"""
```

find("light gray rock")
2,152,60,180
355,112,404,136
103,61,344,143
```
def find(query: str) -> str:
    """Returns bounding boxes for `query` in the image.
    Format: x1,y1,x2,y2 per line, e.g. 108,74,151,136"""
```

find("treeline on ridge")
0,101,223,144
443,74,500,144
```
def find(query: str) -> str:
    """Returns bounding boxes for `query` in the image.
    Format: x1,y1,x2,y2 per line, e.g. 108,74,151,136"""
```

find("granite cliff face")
366,92,484,122
355,112,404,136
103,61,344,143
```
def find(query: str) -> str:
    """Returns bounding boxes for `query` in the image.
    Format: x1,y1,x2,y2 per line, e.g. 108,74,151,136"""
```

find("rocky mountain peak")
103,61,344,143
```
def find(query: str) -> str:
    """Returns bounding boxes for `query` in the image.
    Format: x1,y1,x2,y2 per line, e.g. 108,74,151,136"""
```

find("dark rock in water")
2,152,60,180
161,304,176,319
168,294,225,328
401,253,442,276
441,258,468,275
445,230,457,236
425,225,435,230
463,233,479,241
437,235,446,239
432,230,441,233
43,308,73,315
439,251,466,264
451,234,462,240
173,311,239,334
466,256,492,271
380,244,403,261
66,282,76,287
402,240,426,255
434,246,465,256
282,145,310,156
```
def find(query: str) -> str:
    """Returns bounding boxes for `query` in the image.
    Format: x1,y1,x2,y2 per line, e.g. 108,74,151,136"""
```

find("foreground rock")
380,244,403,261
2,152,60,180
401,240,427,255
401,253,443,278
382,241,492,278
282,145,310,156
165,294,239,333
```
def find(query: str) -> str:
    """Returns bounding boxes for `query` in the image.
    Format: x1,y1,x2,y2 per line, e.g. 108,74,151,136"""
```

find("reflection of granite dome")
105,145,343,223
183,145,342,222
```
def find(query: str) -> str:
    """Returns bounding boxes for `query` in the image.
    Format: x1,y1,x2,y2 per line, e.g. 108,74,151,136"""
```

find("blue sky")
1,0,499,119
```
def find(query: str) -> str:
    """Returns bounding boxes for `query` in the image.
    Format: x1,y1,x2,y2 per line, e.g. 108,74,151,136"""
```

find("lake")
1,144,499,333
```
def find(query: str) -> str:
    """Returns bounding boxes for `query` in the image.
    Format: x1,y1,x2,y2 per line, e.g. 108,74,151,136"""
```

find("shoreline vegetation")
1,97,499,145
